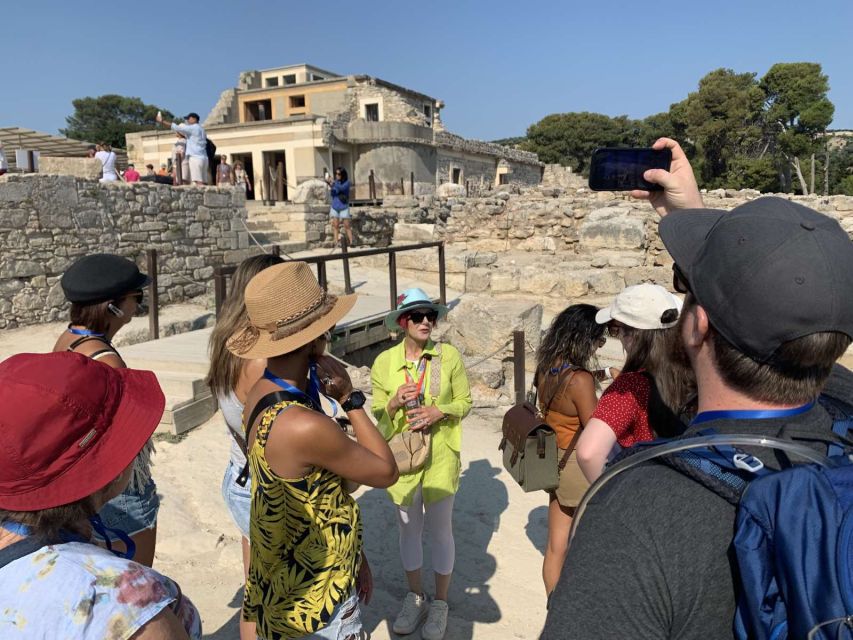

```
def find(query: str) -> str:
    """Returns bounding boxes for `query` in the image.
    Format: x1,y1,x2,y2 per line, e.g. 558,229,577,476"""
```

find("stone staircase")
244,201,327,250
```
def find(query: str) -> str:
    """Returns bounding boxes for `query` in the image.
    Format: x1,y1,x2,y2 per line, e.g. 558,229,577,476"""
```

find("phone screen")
588,148,672,191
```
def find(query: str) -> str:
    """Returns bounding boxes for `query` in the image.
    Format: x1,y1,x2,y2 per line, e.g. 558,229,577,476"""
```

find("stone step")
158,392,217,435
153,370,209,398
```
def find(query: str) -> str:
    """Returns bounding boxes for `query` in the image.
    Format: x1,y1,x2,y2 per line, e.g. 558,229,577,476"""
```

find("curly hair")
536,304,604,377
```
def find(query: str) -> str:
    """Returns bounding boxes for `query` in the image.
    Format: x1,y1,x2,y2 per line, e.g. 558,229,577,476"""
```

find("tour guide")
371,288,472,640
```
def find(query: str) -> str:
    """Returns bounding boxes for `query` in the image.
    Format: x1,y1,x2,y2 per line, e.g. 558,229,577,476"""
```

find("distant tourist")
371,288,473,640
0,352,202,640
205,253,283,640
158,163,169,177
172,133,190,185
86,144,97,158
145,163,156,176
124,163,140,183
95,143,119,182
229,261,398,640
234,161,251,196
0,142,7,176
326,166,353,247
157,111,208,185
52,254,160,568
216,154,234,186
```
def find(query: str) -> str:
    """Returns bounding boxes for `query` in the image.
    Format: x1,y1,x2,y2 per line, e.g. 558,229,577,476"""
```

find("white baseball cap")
596,283,683,330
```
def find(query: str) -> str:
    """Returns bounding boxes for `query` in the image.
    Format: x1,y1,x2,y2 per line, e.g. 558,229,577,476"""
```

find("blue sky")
4,0,852,141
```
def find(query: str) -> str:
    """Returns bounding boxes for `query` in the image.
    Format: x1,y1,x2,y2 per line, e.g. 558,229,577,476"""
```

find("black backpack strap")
235,390,304,487
0,537,48,570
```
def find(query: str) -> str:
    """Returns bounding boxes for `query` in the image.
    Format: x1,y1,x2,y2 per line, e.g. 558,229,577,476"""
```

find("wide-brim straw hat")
227,261,356,359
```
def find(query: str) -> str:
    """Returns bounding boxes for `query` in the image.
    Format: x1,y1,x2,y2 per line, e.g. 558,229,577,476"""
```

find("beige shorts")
188,155,209,183
554,448,590,508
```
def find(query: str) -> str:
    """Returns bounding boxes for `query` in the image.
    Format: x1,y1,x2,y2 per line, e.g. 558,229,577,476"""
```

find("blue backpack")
574,395,853,640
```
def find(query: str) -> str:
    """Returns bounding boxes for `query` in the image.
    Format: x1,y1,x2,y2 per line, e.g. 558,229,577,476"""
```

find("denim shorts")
93,478,160,539
297,592,364,639
221,458,251,539
329,207,351,220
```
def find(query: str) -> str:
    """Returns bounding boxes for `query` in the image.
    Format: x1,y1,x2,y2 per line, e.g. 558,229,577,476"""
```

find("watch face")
345,391,366,409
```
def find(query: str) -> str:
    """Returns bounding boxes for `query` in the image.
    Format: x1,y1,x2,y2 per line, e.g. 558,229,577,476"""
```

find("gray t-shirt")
541,365,853,639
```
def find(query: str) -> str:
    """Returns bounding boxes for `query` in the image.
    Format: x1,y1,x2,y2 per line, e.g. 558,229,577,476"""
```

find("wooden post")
263,165,272,206
175,158,183,185
410,171,415,197
388,252,398,310
214,268,228,316
146,249,159,340
438,243,446,305
466,180,470,197
400,177,405,195
341,236,353,294
276,161,285,202
513,330,525,405
369,169,376,201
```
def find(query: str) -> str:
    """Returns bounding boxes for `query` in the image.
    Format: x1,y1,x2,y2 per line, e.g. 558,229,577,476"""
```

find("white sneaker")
421,600,448,640
393,592,429,635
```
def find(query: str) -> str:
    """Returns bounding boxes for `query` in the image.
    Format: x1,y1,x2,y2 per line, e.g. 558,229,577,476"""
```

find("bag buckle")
732,452,764,473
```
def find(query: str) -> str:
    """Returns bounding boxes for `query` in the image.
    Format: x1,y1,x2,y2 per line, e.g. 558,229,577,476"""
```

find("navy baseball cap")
660,197,853,362
185,112,200,121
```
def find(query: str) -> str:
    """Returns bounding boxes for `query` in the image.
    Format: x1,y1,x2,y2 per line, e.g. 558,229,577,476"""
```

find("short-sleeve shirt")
590,371,653,447
0,541,202,639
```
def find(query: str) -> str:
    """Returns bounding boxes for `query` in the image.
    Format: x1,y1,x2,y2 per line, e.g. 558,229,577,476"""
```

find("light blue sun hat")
384,287,449,330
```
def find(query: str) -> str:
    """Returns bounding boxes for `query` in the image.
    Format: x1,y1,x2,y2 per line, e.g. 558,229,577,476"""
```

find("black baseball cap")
185,112,200,121
61,254,151,304
660,197,853,362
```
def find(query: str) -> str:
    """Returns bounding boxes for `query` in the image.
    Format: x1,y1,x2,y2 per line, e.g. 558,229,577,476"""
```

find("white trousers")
396,484,455,575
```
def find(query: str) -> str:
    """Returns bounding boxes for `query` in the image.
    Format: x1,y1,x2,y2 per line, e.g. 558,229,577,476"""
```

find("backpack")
205,138,216,164
575,393,853,640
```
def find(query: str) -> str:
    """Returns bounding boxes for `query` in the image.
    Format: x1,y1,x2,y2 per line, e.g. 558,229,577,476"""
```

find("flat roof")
254,63,341,78
0,127,127,171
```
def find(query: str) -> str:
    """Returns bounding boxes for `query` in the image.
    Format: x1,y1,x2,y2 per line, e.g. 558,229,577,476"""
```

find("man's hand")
407,405,444,431
630,138,704,217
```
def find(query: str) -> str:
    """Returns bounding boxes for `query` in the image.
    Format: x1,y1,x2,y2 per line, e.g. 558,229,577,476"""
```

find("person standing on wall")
95,143,120,182
157,111,208,186
370,288,473,640
326,167,353,247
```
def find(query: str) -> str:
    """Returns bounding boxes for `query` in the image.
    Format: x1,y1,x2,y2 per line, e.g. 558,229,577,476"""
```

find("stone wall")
0,174,250,329
351,79,433,128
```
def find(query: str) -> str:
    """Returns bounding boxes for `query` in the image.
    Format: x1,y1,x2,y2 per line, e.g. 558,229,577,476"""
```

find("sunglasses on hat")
408,310,438,324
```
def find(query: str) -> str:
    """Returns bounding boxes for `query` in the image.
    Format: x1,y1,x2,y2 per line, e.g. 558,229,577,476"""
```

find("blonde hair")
205,254,284,396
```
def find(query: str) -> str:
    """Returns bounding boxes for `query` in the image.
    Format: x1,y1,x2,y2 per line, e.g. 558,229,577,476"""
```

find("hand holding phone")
588,147,672,192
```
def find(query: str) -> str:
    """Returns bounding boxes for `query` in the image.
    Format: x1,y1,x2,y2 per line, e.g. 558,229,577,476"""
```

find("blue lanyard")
263,364,323,412
691,402,814,426
68,326,105,337
2,517,135,560
548,363,573,376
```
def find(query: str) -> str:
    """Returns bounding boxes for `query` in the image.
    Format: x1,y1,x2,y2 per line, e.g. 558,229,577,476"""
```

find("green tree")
680,69,766,189
61,95,176,149
760,63,834,194
522,112,634,174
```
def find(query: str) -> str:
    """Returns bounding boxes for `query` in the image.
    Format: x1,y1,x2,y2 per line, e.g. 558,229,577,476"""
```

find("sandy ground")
152,410,550,640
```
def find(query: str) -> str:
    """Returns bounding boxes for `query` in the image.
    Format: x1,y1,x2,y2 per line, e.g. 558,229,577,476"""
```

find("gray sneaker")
421,599,449,640
393,592,429,635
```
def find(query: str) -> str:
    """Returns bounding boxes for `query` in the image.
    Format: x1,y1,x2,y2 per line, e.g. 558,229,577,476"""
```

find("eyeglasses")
408,310,438,324
672,264,691,295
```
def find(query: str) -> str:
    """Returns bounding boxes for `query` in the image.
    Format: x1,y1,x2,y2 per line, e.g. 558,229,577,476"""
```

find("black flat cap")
61,254,150,304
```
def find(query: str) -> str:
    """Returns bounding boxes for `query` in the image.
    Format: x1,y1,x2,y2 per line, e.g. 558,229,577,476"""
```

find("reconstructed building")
126,64,542,199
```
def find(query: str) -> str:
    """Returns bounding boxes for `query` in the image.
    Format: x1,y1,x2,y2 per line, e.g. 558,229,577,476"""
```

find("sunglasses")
122,291,144,304
408,310,438,324
672,264,691,295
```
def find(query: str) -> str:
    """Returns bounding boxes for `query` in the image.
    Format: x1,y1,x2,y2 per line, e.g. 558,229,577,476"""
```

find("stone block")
203,191,232,207
623,266,672,287
579,208,646,249
291,179,329,204
517,235,557,253
38,157,102,179
0,260,44,278
518,266,561,295
394,223,435,243
437,183,466,198
490,268,519,292
836,198,853,212
465,267,491,293
463,356,505,389
585,269,624,294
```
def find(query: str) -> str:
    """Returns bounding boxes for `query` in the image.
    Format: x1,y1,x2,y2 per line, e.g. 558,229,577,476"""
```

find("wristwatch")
341,390,367,412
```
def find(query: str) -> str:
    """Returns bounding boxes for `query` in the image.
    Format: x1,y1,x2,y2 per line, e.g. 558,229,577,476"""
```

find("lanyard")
405,356,429,401
691,402,814,426
263,364,323,412
548,363,573,376
2,516,136,560
68,326,105,337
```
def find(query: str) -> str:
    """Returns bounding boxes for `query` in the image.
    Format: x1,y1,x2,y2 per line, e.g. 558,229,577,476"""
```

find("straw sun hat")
227,261,356,359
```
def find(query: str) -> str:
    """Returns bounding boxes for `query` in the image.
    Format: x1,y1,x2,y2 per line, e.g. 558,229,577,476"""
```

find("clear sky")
4,0,852,142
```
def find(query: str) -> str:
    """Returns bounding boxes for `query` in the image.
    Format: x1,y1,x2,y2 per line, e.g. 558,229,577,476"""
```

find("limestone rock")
291,179,329,204
463,356,505,389
465,267,491,293
517,235,556,253
579,208,646,249
394,223,435,243
490,268,519,292
436,183,466,198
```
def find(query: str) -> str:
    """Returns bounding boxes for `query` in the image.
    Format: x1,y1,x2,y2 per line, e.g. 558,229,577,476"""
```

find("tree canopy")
61,95,176,150
515,62,846,194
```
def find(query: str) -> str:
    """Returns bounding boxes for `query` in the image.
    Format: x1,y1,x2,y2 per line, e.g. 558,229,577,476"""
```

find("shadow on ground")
203,586,242,639
359,458,508,639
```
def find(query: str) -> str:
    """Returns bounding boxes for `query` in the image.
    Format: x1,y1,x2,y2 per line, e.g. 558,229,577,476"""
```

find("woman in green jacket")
371,288,472,640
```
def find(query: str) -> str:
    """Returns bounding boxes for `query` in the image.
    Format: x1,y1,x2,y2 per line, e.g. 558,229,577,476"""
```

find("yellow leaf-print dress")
243,400,363,639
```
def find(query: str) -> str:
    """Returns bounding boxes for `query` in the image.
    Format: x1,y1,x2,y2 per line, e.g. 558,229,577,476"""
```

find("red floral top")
591,371,653,447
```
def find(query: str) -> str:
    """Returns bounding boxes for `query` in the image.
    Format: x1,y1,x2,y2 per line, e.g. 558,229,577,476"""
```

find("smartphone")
588,147,672,191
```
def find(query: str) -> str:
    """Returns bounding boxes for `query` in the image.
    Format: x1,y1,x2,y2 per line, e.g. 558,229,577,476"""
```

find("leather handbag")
499,369,576,492
387,344,442,474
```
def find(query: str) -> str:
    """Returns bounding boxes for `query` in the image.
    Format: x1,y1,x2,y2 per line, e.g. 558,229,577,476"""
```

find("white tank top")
217,390,246,467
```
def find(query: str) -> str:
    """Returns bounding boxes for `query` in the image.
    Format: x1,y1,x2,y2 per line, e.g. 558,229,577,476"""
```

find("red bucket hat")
0,352,165,511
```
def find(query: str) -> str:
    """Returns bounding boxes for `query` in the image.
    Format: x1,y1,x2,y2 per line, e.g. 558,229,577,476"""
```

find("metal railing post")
317,262,328,291
410,171,414,197
271,245,281,257
146,249,159,340
438,243,446,305
388,252,398,310
341,236,353,295
513,330,525,405
214,267,228,316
